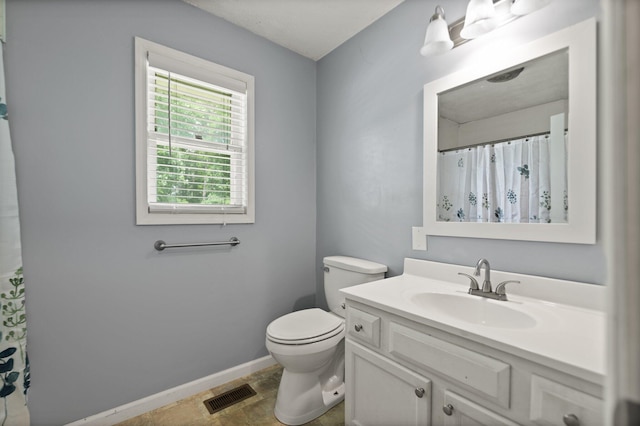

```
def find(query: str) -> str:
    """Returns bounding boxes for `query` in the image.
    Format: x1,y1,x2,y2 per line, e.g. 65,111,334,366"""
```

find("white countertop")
340,258,606,385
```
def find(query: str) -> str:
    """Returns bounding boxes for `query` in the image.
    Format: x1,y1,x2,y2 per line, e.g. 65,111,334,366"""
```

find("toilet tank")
323,256,387,317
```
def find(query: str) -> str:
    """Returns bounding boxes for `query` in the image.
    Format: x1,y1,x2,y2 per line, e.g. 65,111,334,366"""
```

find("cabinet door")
529,375,603,426
442,391,519,426
346,340,431,426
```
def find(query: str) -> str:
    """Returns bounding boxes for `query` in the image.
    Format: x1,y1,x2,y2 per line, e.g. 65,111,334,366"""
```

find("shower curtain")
437,134,568,224
0,48,30,425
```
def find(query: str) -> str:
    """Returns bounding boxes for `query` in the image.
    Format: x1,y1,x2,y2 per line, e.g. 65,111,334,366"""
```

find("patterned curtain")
437,134,568,224
0,48,30,425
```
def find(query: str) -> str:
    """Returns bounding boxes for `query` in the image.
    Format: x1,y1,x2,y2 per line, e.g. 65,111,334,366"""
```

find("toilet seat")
267,308,344,345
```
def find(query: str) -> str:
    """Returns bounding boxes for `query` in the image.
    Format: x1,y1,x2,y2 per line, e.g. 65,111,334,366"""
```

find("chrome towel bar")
154,237,240,251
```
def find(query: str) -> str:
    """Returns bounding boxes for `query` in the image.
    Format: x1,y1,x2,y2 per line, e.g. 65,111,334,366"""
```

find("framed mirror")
422,19,596,244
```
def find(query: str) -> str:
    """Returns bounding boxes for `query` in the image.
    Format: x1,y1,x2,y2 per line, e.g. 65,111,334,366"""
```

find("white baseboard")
66,355,277,426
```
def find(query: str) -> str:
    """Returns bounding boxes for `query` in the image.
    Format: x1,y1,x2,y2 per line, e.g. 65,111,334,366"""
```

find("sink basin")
409,293,537,329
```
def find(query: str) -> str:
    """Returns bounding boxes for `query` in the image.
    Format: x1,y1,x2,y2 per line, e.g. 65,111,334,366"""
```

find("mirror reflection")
436,49,568,224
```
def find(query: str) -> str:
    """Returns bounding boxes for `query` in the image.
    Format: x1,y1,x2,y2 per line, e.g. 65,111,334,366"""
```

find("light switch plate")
412,227,427,251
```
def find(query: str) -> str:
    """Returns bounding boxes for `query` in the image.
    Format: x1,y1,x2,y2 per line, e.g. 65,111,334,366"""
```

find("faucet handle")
495,280,520,296
458,273,480,291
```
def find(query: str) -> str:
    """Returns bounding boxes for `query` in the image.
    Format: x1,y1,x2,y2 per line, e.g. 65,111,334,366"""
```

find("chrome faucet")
457,258,521,301
474,258,492,293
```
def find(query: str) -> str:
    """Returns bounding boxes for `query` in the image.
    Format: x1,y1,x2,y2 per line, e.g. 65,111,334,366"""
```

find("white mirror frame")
423,18,596,244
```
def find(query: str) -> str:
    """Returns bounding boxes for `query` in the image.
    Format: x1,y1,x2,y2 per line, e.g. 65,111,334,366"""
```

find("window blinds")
145,64,248,214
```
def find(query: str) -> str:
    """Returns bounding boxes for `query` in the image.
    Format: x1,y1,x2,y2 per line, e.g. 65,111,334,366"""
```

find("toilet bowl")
266,256,387,425
266,309,346,425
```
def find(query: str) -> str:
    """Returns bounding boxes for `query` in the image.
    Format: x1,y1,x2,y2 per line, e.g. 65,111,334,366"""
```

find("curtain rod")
439,129,567,154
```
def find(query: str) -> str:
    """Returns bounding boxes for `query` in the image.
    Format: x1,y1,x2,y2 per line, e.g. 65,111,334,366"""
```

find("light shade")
510,0,552,16
420,6,453,56
460,0,498,39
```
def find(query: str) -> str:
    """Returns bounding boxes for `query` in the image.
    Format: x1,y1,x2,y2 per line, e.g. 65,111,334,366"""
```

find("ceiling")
183,0,405,61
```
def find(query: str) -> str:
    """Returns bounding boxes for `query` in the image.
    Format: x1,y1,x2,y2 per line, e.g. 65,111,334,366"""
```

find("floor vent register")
203,383,257,415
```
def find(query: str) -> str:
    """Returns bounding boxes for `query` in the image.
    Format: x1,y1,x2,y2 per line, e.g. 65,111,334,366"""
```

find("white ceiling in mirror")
439,50,568,124
182,0,405,60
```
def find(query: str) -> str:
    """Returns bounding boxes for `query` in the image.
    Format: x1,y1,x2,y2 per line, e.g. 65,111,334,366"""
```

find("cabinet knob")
341,303,346,309
563,414,580,426
354,324,363,332
414,387,425,398
443,404,454,416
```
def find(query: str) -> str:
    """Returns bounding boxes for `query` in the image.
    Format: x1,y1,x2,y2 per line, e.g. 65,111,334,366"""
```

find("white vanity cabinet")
344,300,604,426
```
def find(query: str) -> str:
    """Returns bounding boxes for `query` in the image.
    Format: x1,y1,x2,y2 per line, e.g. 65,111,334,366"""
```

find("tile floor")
116,364,345,425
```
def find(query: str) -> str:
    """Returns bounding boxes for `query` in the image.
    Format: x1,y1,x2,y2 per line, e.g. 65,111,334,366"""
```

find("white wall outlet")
412,227,427,251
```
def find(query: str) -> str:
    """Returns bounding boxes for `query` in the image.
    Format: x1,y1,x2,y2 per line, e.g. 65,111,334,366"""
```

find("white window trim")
134,37,255,225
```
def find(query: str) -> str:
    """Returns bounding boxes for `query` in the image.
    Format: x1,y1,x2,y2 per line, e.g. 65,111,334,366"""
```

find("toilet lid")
267,308,343,342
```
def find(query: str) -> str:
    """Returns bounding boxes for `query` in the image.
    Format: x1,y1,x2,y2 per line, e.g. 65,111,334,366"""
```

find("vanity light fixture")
420,6,454,57
460,0,498,39
421,0,553,55
510,0,552,16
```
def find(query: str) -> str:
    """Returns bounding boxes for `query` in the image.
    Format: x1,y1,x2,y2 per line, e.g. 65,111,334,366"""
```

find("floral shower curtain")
0,48,30,425
437,134,568,224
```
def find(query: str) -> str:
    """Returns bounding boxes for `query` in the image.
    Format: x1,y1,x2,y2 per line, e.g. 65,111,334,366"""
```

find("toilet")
265,256,387,425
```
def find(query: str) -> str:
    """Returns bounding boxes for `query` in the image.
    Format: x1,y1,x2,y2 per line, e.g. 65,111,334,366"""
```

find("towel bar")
154,237,240,251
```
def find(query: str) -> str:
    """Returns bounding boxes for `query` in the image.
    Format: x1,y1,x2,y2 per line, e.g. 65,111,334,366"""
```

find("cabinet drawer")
530,375,603,426
347,306,381,348
389,322,510,408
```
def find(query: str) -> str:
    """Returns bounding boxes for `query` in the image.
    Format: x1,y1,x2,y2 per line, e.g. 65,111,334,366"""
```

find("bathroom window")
134,37,255,225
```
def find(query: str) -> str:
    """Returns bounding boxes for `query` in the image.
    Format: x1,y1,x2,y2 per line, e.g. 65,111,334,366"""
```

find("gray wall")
5,0,316,424
316,0,605,307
